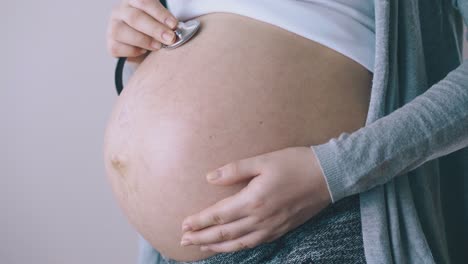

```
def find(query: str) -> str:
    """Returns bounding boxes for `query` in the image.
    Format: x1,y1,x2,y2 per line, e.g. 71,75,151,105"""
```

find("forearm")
311,59,468,203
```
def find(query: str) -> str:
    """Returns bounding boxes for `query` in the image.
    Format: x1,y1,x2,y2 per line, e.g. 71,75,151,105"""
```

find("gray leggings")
140,194,366,264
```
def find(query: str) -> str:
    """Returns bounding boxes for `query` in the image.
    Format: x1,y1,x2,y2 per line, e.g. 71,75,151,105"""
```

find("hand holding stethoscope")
106,0,179,60
106,0,200,95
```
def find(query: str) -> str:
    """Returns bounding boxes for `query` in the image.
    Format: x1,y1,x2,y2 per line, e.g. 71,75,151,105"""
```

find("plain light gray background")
2,1,468,263
2,1,137,264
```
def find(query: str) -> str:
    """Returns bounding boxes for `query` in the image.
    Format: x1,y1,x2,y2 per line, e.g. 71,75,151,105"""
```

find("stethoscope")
114,18,201,95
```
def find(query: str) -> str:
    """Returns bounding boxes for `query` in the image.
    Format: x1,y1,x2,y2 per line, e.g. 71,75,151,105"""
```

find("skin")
105,8,372,262
180,146,332,253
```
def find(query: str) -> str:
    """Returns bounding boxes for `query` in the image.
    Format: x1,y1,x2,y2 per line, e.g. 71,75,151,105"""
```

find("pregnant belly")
103,12,372,262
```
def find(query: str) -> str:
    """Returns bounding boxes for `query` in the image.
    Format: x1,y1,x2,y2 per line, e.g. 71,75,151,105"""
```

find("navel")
111,153,129,177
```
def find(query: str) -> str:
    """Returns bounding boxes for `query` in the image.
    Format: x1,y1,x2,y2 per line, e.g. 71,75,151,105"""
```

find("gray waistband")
161,194,365,264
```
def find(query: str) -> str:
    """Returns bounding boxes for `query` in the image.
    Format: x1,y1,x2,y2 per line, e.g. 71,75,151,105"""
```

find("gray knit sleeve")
310,59,468,203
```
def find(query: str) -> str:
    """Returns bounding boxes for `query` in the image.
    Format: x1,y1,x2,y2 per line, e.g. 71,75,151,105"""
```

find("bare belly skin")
103,12,372,262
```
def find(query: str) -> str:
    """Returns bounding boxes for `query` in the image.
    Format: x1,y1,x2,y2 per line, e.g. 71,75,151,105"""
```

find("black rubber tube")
114,57,126,96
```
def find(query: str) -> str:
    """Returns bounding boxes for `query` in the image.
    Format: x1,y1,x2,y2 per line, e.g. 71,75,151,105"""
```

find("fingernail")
165,17,178,28
162,31,175,44
182,224,192,232
180,239,191,246
206,170,222,181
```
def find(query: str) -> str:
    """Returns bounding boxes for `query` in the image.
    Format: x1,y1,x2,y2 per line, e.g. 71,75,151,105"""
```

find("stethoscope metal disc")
161,19,201,49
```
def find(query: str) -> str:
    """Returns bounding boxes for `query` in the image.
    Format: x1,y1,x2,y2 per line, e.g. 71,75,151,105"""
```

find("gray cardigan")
311,0,468,263
129,1,468,263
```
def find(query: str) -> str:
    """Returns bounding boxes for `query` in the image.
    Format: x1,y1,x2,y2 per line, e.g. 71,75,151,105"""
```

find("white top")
166,0,375,72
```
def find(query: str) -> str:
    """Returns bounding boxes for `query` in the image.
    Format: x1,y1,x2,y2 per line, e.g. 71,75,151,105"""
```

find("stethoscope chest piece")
114,18,201,95
162,19,201,49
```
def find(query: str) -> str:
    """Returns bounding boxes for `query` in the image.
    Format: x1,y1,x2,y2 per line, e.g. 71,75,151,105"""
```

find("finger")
110,20,161,51
107,39,147,58
206,156,264,185
182,192,249,232
128,0,179,29
200,230,269,253
127,52,150,64
181,216,256,246
120,6,176,45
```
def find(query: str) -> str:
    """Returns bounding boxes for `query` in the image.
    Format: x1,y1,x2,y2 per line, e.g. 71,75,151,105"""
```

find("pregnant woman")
104,0,468,263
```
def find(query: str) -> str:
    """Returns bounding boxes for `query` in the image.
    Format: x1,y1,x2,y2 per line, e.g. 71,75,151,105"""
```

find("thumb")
206,156,262,185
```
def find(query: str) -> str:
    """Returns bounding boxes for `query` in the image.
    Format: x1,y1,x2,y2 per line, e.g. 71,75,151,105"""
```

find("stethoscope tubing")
114,57,126,96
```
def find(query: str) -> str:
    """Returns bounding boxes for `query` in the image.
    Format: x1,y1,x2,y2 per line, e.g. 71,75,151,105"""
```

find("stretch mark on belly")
110,101,142,199
117,103,131,126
